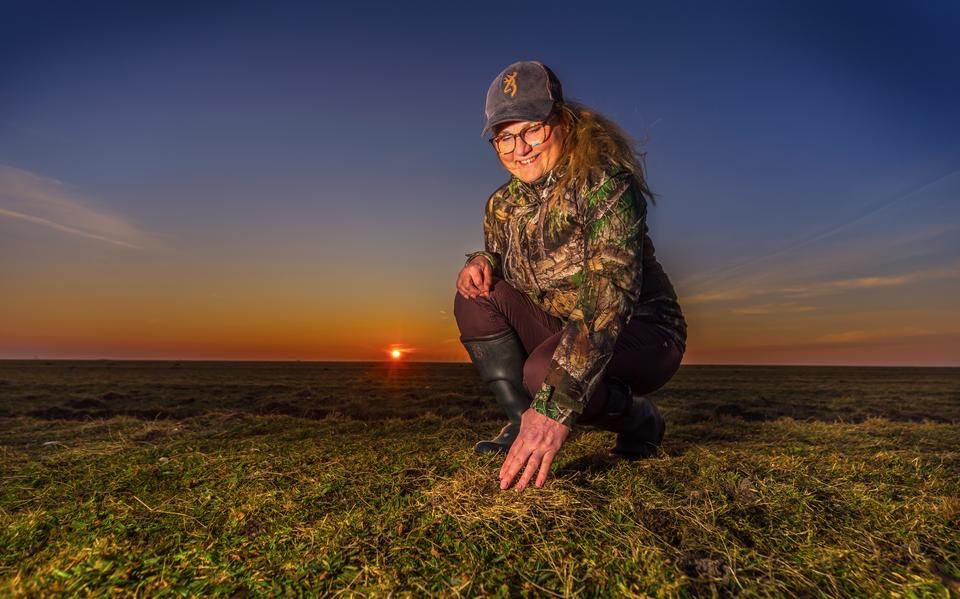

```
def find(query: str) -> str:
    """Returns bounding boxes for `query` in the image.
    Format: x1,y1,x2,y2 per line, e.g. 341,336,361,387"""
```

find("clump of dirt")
257,402,328,420
27,406,80,420
67,398,108,410
679,552,732,583
714,404,764,421
731,477,759,503
259,401,303,416
240,519,261,538
398,466,436,496
100,391,132,402
133,427,173,442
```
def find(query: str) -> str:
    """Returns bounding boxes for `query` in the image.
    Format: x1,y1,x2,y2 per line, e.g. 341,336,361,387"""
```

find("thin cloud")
730,303,816,315
688,264,960,305
678,167,960,294
813,327,942,345
685,287,762,305
780,274,913,297
814,331,870,344
0,207,142,249
0,164,156,250
780,267,959,299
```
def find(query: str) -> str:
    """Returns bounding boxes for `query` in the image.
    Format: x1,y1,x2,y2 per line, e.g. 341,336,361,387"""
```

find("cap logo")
502,71,518,97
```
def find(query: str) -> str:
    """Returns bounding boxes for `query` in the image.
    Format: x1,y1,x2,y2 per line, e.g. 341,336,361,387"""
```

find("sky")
1,0,958,365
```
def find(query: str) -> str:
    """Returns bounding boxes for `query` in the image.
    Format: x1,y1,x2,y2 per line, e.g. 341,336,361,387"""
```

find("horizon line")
1,358,957,369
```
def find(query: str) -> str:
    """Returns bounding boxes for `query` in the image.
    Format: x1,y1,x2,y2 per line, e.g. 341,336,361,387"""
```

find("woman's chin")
513,166,545,183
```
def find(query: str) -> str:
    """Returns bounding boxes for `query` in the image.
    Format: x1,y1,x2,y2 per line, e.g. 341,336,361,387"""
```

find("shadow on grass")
555,453,622,478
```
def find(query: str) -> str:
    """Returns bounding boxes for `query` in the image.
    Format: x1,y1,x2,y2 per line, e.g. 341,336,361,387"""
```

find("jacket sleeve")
464,191,504,276
530,173,646,427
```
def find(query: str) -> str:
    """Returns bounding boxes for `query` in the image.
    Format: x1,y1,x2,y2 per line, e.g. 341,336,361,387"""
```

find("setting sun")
391,349,402,359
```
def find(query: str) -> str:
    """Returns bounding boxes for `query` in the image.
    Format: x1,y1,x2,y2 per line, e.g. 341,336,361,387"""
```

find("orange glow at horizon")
0,226,957,365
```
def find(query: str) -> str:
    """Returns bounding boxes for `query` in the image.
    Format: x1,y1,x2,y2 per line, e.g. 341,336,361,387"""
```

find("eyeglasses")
489,122,552,155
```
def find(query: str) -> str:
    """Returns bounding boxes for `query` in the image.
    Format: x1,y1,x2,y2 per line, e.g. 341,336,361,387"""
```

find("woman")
454,61,687,491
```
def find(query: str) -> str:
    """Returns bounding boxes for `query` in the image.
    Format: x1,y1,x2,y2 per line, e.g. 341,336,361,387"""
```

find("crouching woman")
454,61,687,490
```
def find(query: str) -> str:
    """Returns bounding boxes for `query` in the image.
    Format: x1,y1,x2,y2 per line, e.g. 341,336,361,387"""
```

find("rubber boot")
461,329,531,455
580,377,665,459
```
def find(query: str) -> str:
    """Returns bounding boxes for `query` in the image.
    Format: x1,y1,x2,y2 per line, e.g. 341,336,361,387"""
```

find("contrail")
679,164,960,293
0,207,142,249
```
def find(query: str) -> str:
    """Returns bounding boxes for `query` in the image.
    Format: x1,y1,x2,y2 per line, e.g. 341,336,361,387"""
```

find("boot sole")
474,441,511,455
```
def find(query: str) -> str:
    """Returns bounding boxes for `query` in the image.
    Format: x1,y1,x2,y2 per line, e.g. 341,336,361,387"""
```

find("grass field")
1,361,958,596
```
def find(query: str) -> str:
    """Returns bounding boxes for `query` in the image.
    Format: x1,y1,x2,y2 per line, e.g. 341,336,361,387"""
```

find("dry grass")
0,361,958,596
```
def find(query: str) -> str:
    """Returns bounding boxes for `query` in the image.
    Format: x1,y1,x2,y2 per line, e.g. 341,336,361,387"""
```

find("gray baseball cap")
481,61,563,137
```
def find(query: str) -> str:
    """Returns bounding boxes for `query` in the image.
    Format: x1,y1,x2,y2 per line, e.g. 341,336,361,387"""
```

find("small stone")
735,477,759,502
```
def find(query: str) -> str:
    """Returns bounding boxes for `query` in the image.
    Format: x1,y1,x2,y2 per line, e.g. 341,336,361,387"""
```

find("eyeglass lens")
495,124,546,154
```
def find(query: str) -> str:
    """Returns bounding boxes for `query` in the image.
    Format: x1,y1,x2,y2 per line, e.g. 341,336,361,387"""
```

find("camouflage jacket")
465,166,687,427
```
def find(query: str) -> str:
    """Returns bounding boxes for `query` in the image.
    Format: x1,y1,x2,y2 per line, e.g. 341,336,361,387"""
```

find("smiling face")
493,119,566,183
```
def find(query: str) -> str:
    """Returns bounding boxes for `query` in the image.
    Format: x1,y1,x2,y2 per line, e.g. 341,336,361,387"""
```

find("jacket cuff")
531,383,579,428
464,251,498,271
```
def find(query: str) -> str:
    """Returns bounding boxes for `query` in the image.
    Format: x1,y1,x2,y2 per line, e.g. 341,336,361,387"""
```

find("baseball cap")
481,61,563,137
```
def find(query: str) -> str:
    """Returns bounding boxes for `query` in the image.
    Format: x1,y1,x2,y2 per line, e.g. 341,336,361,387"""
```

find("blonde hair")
552,101,655,206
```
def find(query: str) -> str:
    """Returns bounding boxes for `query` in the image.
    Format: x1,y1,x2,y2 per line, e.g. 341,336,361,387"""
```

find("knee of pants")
453,277,516,333
453,291,493,338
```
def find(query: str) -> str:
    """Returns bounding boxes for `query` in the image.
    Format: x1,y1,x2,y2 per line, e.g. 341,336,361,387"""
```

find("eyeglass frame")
487,117,558,155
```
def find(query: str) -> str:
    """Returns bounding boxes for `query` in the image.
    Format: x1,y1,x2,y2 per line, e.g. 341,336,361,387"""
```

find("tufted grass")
1,361,958,596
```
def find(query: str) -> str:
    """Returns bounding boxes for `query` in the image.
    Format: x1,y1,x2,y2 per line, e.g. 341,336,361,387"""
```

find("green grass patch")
1,362,958,596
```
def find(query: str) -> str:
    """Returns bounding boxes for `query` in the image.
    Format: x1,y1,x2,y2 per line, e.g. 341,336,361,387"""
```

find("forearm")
533,298,630,427
532,174,645,427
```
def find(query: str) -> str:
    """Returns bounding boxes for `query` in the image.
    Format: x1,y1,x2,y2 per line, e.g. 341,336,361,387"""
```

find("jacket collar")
505,165,566,206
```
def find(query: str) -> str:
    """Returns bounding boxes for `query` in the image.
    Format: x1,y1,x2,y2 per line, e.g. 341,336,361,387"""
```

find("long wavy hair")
550,101,655,206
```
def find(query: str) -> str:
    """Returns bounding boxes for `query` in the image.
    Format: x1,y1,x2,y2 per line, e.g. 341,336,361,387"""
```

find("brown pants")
454,277,683,420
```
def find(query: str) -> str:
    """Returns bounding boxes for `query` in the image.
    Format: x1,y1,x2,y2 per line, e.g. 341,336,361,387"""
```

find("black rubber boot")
461,329,531,455
580,378,665,459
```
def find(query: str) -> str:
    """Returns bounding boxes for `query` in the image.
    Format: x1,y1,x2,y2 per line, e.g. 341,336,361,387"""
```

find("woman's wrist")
464,251,498,270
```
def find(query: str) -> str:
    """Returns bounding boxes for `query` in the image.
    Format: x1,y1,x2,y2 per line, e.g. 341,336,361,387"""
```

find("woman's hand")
499,408,570,490
456,257,493,299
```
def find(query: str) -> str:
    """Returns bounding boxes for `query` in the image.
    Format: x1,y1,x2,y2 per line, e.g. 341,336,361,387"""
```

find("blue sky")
2,1,958,364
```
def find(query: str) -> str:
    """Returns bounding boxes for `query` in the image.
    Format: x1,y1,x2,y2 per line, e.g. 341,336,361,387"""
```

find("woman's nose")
513,136,532,157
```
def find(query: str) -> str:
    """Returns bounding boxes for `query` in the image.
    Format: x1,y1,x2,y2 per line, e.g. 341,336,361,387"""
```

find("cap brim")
481,109,555,138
